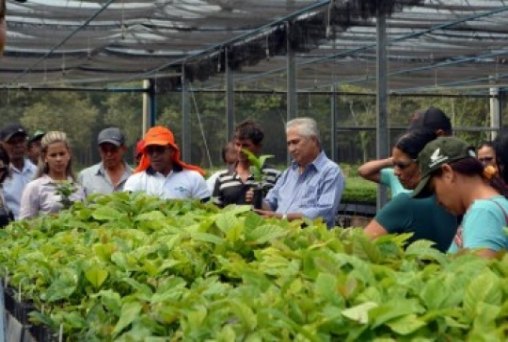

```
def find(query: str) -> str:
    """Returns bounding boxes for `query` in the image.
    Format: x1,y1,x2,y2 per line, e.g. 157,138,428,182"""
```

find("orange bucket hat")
135,126,205,176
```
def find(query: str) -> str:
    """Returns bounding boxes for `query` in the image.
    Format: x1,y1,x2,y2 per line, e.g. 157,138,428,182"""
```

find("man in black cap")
0,122,37,219
26,129,45,165
78,127,132,195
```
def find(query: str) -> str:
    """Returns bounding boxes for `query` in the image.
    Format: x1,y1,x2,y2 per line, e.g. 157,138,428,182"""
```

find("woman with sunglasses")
0,145,14,227
477,141,498,170
364,129,458,252
413,137,508,258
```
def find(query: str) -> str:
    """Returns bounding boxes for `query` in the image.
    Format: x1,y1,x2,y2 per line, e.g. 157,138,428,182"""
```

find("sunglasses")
145,145,171,155
393,159,416,170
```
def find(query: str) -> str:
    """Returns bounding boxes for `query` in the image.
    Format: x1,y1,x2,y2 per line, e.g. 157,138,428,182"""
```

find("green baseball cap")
29,130,45,143
412,137,476,198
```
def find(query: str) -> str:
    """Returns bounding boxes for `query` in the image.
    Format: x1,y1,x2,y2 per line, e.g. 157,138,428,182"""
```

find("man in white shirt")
124,126,210,201
0,123,37,219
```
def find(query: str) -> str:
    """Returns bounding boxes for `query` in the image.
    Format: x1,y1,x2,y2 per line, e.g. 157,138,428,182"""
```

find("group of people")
0,117,346,229
360,107,508,258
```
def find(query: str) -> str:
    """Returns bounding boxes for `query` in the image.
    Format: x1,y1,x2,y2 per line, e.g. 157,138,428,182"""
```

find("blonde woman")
19,131,85,220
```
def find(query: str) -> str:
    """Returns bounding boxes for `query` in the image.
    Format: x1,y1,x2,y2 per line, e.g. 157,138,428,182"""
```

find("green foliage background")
0,85,505,171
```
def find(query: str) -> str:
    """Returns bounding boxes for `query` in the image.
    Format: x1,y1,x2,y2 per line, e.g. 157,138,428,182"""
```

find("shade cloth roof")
2,0,508,93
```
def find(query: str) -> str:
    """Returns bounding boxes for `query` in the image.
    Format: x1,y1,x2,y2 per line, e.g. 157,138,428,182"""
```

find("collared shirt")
19,174,85,220
1,160,37,219
78,162,133,196
124,167,210,200
265,151,345,227
212,166,280,207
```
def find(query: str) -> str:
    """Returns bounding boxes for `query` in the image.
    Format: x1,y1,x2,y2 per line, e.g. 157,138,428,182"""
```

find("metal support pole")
149,79,156,127
286,21,297,163
181,67,191,162
489,77,501,140
142,79,150,135
376,11,389,209
225,47,235,142
331,84,338,162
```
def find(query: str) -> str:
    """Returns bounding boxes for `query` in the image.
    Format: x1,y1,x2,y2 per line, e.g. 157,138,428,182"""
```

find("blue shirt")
264,151,345,227
1,160,37,220
448,196,508,253
380,168,411,197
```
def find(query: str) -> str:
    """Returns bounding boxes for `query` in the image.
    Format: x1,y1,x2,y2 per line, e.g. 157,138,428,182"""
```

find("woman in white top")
19,131,85,220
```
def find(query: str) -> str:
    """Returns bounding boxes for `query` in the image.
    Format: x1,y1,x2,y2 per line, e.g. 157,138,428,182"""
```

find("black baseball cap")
413,137,476,198
408,107,452,135
97,127,125,147
0,123,28,142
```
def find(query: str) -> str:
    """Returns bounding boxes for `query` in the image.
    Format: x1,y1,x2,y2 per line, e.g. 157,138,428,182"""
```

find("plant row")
0,192,507,341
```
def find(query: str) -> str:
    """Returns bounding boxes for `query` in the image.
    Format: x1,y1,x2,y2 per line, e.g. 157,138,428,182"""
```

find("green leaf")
463,269,502,320
190,232,224,245
386,314,426,335
42,269,79,302
341,301,378,324
370,299,424,328
215,211,240,233
230,299,257,330
405,240,446,264
420,277,449,310
84,264,109,289
315,273,338,303
121,278,153,298
94,290,122,315
112,301,143,337
247,224,287,244
92,206,124,222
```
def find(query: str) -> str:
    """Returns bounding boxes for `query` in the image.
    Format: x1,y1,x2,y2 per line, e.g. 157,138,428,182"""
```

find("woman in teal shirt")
413,137,508,258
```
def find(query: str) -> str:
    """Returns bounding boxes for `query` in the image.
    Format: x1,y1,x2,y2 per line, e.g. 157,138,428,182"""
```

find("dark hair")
234,120,264,145
0,144,10,183
494,130,508,183
395,128,437,159
433,157,508,198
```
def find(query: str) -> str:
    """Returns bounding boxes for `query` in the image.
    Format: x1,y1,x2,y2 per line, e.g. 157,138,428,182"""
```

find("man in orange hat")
124,126,210,201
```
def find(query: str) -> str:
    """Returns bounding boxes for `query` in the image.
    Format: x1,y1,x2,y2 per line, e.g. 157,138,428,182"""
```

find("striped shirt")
264,151,345,227
212,166,280,207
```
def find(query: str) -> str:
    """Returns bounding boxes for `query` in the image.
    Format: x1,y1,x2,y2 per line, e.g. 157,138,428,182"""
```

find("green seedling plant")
241,148,273,185
0,192,508,340
55,180,77,209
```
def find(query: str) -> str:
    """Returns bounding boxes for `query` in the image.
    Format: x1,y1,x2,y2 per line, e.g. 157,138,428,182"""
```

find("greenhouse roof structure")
2,0,508,93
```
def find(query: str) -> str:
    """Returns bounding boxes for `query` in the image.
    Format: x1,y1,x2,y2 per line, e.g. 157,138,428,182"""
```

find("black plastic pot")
252,188,263,209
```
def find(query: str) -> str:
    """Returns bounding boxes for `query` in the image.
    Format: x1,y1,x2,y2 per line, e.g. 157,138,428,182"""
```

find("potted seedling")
55,180,77,209
242,148,273,209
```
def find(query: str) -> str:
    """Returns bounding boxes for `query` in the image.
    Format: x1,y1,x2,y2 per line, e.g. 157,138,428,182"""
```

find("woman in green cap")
413,136,508,258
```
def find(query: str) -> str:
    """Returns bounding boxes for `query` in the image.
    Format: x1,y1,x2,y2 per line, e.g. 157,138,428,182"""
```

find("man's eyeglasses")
393,159,416,170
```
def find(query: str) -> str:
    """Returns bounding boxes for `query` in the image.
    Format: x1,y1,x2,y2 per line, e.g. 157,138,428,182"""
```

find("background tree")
21,92,98,168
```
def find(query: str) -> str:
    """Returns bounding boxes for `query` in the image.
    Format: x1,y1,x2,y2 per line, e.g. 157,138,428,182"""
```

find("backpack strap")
489,198,508,225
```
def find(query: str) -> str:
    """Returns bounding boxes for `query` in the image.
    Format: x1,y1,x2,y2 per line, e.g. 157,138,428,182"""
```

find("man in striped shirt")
257,117,345,228
212,120,280,207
